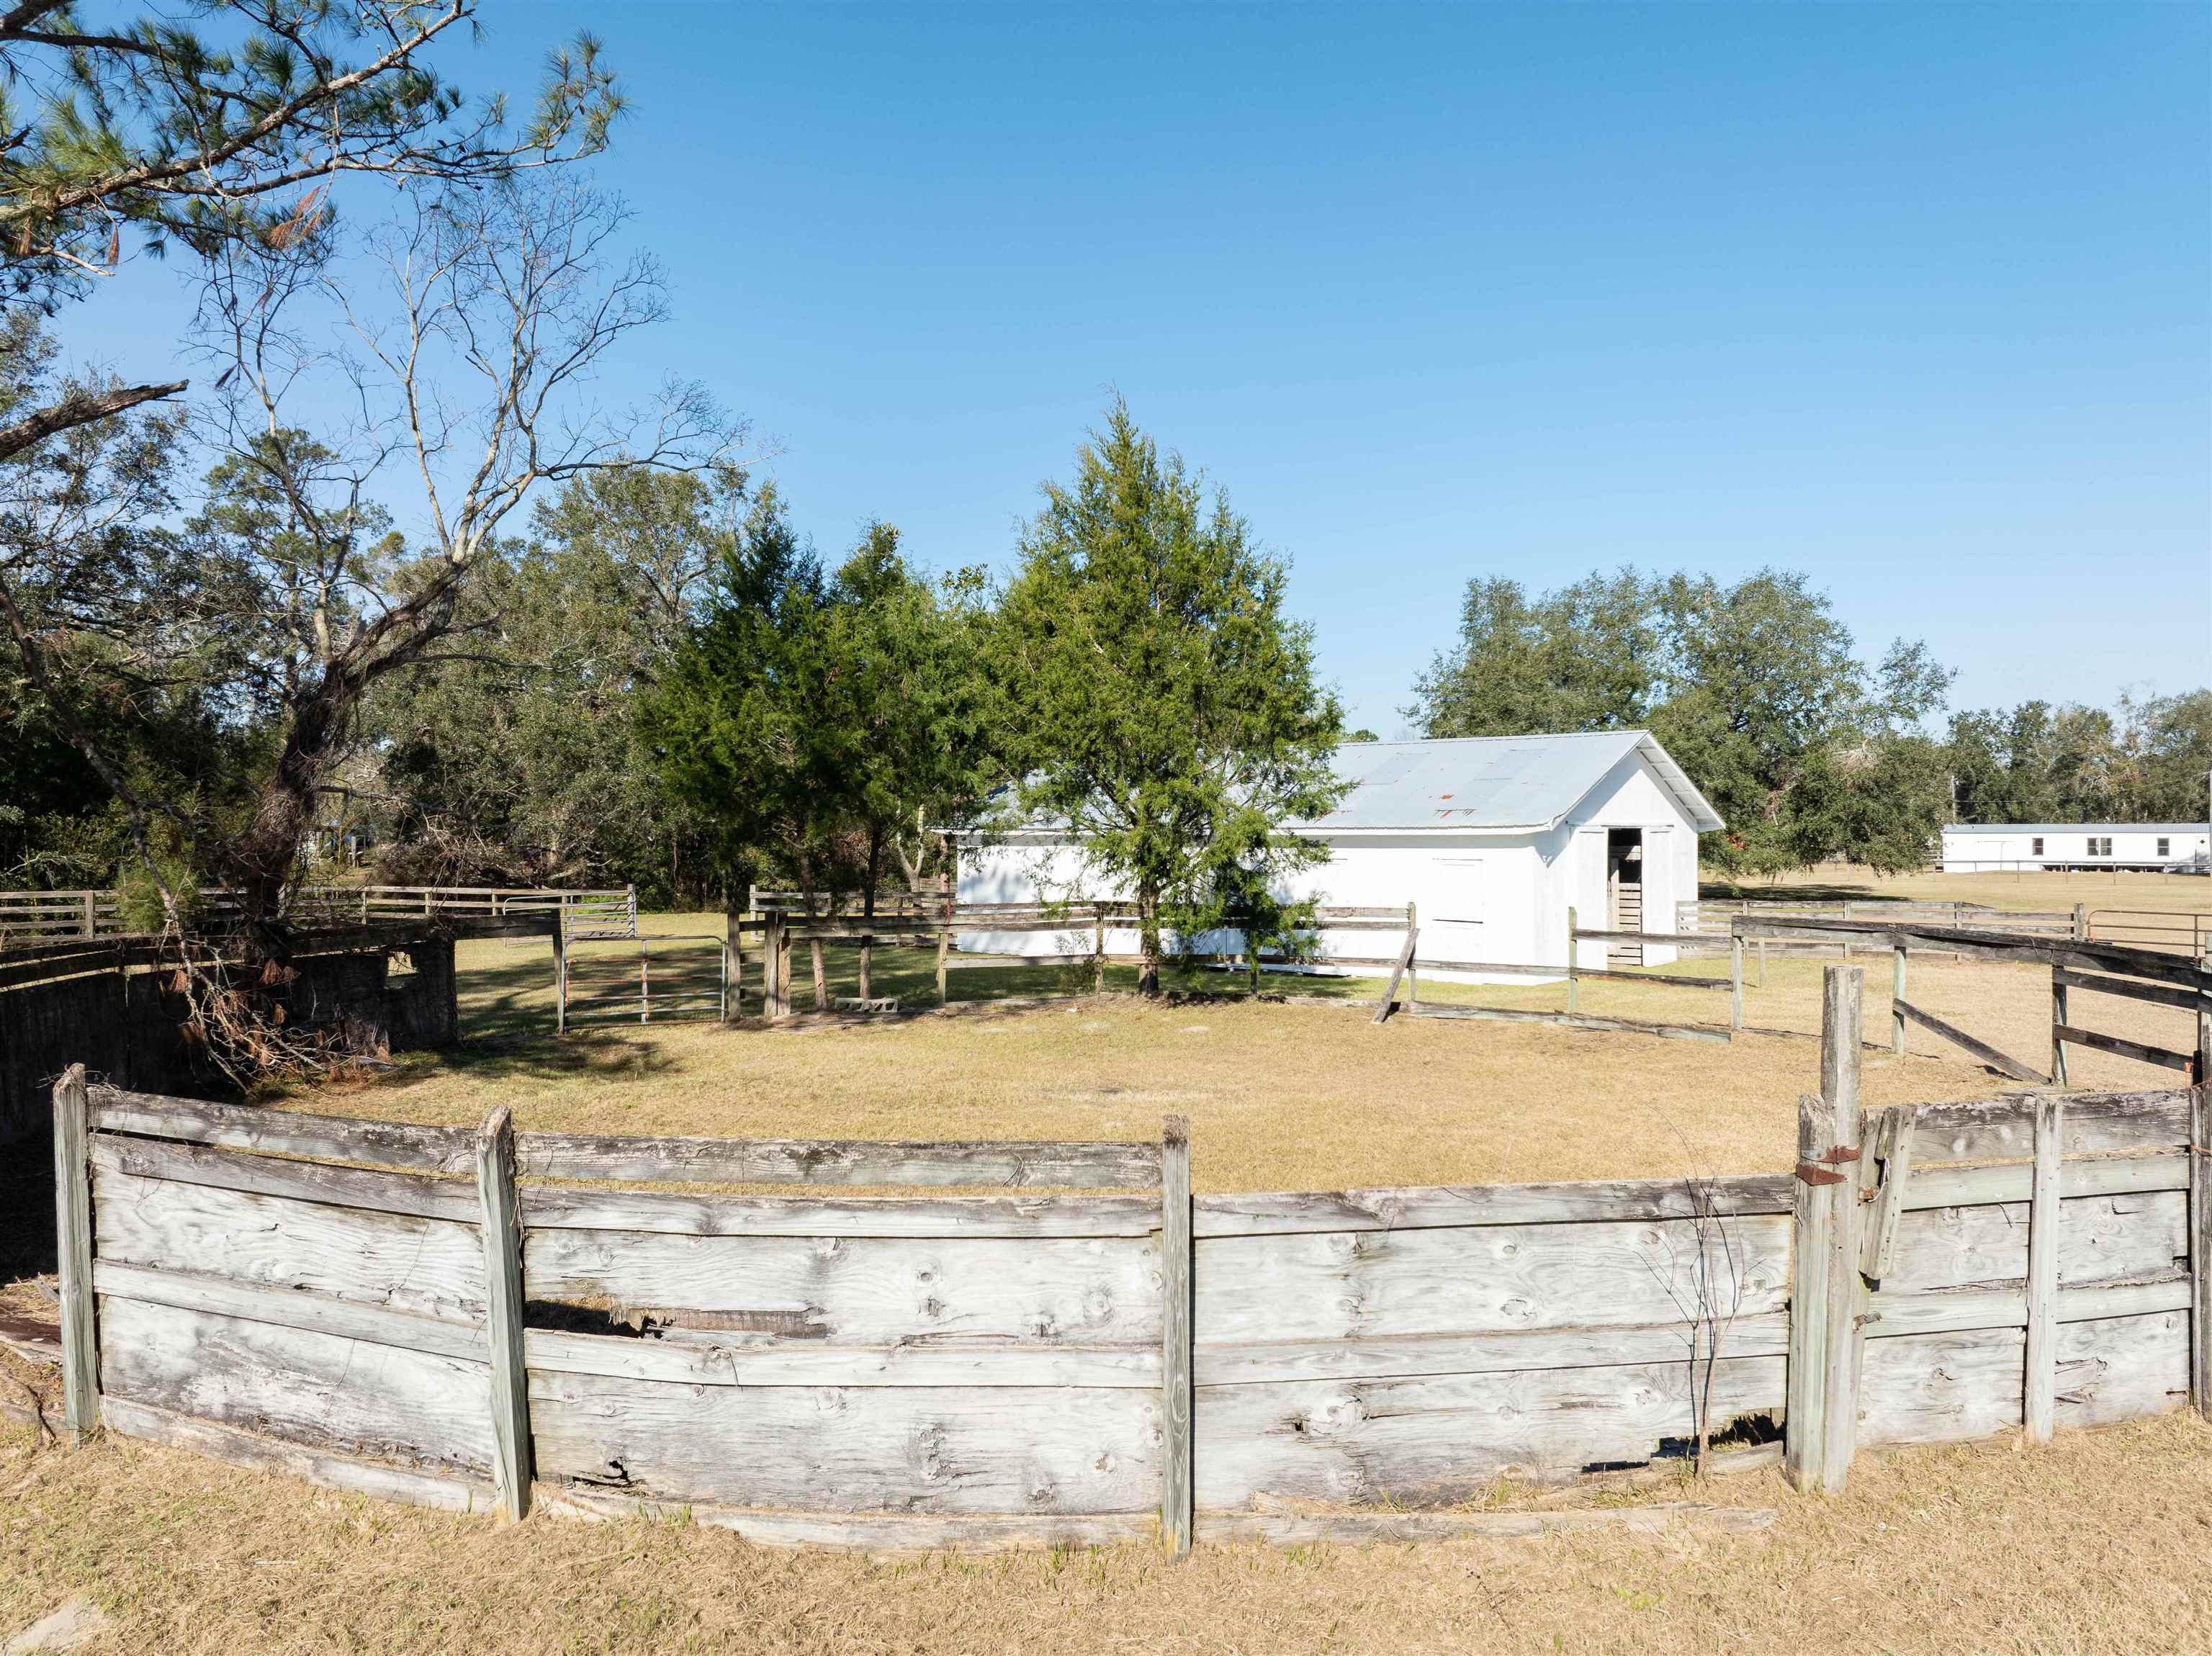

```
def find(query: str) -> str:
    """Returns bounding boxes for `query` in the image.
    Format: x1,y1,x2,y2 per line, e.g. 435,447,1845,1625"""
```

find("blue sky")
59,1,2211,735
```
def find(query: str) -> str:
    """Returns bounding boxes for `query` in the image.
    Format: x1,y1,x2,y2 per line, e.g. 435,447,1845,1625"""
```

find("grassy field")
7,1413,2212,1655
1708,863,2212,921
5,863,2208,1652
286,874,2206,1194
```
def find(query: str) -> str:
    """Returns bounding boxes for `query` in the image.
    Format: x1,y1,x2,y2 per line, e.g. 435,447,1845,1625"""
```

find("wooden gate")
556,933,725,1030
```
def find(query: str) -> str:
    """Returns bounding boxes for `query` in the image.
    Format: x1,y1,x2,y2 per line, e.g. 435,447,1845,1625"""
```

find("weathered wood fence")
0,927,466,1143
0,885,636,943
47,968,2212,1550
735,901,1418,1020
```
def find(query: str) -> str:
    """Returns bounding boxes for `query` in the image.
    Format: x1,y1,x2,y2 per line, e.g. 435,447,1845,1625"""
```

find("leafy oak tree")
992,401,1345,994
1410,566,1952,875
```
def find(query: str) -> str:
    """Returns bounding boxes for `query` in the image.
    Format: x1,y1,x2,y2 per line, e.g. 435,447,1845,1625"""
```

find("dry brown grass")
279,921,2202,1194
1721,863,2212,919
7,1411,2212,1655
9,873,2211,1649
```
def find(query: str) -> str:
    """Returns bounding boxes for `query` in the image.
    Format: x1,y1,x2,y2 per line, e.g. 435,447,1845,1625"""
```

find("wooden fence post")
1094,904,1106,995
2072,904,2088,943
723,902,742,1023
2192,1082,2211,1418
2193,958,2211,1416
2049,965,2068,1086
935,922,950,1006
765,912,788,1022
1160,1115,1192,1557
1890,946,1907,1056
80,891,94,936
550,918,567,1035
53,1063,97,1439
2023,1096,2064,1444
1406,900,1418,1013
1784,1088,1836,1491
1817,964,1863,1492
475,1107,532,1520
1730,931,1745,1031
1787,966,1864,1493
1565,905,1580,1013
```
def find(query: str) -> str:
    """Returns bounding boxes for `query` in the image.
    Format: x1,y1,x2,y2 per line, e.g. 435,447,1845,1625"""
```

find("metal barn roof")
1943,823,2212,836
1292,731,1724,834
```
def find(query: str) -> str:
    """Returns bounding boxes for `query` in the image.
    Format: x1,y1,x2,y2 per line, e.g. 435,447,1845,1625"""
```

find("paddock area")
307,908,2201,1195
6,870,2211,1654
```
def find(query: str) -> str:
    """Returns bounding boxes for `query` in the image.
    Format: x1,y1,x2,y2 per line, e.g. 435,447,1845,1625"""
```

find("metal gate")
557,933,726,1029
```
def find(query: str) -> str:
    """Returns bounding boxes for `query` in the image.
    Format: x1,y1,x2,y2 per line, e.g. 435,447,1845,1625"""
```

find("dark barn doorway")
1606,828,1644,966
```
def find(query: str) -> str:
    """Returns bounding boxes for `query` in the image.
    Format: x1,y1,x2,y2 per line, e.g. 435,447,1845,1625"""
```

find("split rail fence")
0,886,637,943
48,960,2212,1551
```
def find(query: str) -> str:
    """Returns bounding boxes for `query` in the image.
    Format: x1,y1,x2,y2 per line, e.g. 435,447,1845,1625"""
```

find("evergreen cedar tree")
991,401,1346,995
642,490,999,942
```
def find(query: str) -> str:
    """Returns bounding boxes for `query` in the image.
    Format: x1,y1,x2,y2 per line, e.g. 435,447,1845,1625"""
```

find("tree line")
1,4,2206,1063
1407,570,2212,876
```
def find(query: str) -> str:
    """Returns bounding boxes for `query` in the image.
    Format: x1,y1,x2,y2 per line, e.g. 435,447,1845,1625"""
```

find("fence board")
94,1259,484,1359
1892,999,2046,1082
522,1186,1161,1238
90,1088,1164,1189
2051,1024,2195,1075
1193,1215,1791,1344
1858,1309,2186,1447
515,1133,1164,1189
90,1133,477,1221
101,1398,495,1516
91,1088,475,1173
1863,1276,2188,1340
1192,1174,1793,1237
1193,1354,1787,1505
1195,1310,1791,1385
2051,967,2212,1014
94,1170,485,1319
523,1230,1161,1346
526,1370,1161,1514
1884,1191,2185,1296
524,1328,1159,1389
99,1297,493,1477
1906,1090,2192,1163
1900,1153,2188,1210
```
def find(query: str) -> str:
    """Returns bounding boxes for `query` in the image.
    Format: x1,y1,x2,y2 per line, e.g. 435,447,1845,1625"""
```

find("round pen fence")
41,960,2212,1552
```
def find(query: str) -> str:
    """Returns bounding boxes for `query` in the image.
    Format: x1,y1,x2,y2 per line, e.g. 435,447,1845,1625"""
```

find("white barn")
955,731,1724,981
1940,824,2211,874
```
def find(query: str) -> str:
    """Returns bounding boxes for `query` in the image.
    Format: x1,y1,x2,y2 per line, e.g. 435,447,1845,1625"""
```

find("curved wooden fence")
42,981,2212,1552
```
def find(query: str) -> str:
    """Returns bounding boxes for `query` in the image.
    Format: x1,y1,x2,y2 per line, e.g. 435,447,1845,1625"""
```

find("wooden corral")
0,928,462,1143
43,965,2212,1551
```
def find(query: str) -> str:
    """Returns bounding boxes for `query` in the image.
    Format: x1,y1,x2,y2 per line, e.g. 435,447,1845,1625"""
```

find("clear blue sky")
60,1,2212,736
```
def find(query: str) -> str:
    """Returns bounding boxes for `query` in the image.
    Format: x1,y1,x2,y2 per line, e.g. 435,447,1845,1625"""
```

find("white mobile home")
955,731,1723,981
1940,824,2211,874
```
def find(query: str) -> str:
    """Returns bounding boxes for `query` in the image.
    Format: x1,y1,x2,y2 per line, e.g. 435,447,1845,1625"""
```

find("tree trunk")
860,824,881,1000
1138,881,1161,997
793,849,828,1012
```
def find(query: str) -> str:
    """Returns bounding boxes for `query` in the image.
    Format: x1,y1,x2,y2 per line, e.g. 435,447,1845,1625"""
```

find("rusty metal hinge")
1794,1161,1848,1187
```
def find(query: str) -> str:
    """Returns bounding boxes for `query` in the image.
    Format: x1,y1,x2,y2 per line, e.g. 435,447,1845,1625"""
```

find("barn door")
1606,829,1644,966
